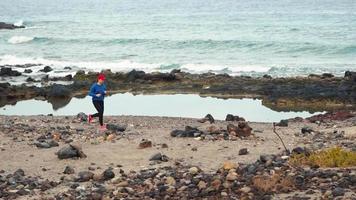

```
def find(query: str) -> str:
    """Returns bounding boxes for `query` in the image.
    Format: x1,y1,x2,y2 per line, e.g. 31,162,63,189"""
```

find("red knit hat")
98,73,106,80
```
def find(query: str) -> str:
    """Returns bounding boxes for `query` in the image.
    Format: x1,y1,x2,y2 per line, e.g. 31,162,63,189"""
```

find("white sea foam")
14,20,24,26
0,55,273,75
8,36,34,44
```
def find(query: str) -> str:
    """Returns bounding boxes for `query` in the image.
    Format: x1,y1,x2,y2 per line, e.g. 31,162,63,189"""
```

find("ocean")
1,0,355,77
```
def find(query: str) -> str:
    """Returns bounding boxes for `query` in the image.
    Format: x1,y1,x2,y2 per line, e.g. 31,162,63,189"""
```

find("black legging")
92,100,104,126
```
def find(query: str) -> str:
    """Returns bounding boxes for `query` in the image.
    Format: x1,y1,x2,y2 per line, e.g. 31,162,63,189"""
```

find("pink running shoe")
88,115,93,123
99,125,107,131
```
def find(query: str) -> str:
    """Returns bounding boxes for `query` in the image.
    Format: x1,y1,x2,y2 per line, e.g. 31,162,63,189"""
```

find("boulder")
0,67,21,76
56,144,87,159
39,66,53,73
276,119,288,127
344,71,356,82
197,114,215,124
225,114,245,122
76,112,87,122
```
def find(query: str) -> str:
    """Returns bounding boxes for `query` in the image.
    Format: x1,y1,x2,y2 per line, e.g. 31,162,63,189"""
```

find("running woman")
88,73,107,130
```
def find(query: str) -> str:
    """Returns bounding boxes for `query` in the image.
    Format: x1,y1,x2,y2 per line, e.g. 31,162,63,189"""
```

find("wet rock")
56,144,87,159
26,77,35,82
63,166,75,174
0,22,25,29
39,66,53,73
149,153,169,162
321,73,334,79
77,171,94,182
106,123,126,132
238,148,249,155
138,139,152,149
24,69,33,73
306,111,355,122
76,112,87,122
345,71,356,81
0,67,21,76
197,114,215,124
48,84,71,98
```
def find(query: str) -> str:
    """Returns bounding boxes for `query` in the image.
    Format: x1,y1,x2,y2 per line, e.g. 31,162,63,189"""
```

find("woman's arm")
88,84,96,97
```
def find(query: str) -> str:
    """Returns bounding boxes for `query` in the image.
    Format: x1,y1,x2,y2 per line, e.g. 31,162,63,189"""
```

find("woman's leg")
92,101,101,118
99,101,104,126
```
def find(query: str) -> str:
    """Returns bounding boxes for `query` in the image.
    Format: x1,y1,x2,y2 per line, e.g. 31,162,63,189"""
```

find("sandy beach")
0,113,355,199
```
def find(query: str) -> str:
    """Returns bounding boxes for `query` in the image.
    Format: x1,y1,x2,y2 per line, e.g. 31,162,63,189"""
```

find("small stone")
211,179,221,190
63,166,75,174
221,191,228,196
102,168,115,181
77,171,94,182
238,148,248,155
301,126,313,134
161,143,168,148
223,161,238,170
166,176,176,186
198,181,207,190
226,172,238,181
139,139,152,149
332,187,345,197
239,186,251,193
189,167,199,175
117,181,129,187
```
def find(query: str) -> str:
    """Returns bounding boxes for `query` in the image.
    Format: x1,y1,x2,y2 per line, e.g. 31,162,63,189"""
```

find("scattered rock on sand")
63,166,75,174
56,144,87,159
149,153,169,162
138,139,152,149
77,171,94,182
301,126,313,134
238,148,249,155
106,123,126,132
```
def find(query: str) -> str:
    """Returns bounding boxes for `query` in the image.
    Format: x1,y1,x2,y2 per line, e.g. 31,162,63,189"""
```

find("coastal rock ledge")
0,22,25,30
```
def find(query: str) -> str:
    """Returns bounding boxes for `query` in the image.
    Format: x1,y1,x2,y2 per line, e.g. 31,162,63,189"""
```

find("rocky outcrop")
0,69,355,112
0,22,25,29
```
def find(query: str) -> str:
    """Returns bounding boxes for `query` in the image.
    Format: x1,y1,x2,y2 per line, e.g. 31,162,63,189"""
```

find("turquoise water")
0,0,355,77
0,93,322,122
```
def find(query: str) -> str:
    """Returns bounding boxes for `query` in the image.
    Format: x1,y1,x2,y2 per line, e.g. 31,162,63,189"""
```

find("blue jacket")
89,83,106,101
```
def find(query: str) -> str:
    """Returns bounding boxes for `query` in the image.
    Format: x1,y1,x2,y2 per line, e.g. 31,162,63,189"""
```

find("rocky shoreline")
1,65,355,112
0,113,355,199
0,22,25,30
